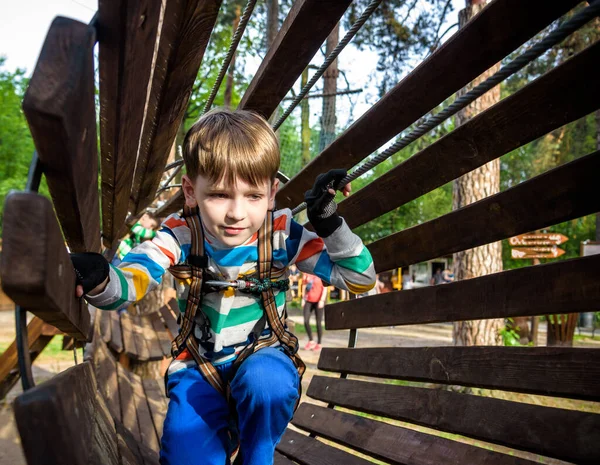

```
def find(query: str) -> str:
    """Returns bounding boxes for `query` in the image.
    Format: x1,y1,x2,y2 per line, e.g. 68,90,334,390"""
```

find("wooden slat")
94,337,122,422
326,254,600,330
277,429,372,465
149,311,173,356
130,315,152,361
293,404,538,465
142,378,168,443
155,188,184,218
99,309,112,344
109,310,124,353
22,17,100,253
117,363,142,443
273,451,296,465
318,347,600,401
121,313,144,360
276,0,580,208
338,41,600,231
0,193,91,340
238,0,352,119
140,314,165,360
130,371,160,452
13,362,120,465
130,0,222,215
116,421,147,465
371,151,600,272
308,376,600,464
160,300,180,338
98,0,162,249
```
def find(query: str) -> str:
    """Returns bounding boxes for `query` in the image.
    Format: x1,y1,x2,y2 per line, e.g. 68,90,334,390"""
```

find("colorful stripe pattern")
87,208,375,366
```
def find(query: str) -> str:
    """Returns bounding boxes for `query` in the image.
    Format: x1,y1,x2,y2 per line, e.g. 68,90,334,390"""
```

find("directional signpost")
509,233,568,259
511,246,566,259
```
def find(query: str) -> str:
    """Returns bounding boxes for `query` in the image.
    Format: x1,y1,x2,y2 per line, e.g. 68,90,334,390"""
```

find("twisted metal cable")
272,0,382,130
291,2,600,215
203,0,258,115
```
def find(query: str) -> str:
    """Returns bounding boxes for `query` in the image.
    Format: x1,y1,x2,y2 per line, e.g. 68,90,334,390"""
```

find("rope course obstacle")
1,0,599,464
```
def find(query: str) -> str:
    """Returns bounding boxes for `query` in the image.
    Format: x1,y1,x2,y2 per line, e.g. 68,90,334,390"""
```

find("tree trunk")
301,67,311,166
546,313,578,347
452,1,504,346
224,5,242,108
266,0,279,48
319,22,339,152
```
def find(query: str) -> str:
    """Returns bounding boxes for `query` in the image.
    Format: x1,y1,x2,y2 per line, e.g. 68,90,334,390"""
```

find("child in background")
301,273,327,351
115,213,159,263
71,108,375,465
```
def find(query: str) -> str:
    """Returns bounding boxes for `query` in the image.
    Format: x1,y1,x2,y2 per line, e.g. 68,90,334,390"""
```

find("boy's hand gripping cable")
70,252,110,294
304,169,346,237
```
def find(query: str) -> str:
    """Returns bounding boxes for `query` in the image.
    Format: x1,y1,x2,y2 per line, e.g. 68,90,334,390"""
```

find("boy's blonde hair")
183,108,280,186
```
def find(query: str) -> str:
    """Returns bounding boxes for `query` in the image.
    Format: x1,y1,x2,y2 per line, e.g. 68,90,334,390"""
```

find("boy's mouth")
222,227,246,235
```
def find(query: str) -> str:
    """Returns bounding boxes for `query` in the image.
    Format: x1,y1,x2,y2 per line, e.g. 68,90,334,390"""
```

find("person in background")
288,263,300,300
302,273,327,351
402,271,413,290
115,212,159,263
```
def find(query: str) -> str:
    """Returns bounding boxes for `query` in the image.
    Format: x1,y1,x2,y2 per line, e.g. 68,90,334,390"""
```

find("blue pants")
160,348,300,465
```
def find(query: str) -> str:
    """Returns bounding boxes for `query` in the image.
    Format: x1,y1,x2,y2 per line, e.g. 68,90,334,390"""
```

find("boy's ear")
182,175,198,207
268,178,280,210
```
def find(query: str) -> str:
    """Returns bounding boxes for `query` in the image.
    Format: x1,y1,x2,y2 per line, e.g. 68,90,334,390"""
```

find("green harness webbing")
168,205,305,397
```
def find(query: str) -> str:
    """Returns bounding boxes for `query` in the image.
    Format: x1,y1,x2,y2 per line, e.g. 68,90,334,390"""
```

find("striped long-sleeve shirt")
87,209,375,366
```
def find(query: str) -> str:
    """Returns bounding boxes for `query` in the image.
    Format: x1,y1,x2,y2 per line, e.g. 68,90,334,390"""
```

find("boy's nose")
226,200,246,221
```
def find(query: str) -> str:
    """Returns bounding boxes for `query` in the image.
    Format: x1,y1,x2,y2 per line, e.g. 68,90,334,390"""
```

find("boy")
72,108,375,465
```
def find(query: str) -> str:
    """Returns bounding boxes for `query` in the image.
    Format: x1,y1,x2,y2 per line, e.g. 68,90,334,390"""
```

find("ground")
1,307,598,464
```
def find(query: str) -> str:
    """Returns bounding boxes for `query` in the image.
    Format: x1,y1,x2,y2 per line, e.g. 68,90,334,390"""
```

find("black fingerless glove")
304,169,346,237
70,252,110,294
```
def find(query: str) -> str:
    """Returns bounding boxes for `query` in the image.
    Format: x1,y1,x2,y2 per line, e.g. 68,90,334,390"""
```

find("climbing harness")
168,205,305,399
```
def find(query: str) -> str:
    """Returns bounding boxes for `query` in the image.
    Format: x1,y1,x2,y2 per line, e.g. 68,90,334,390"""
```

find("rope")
272,0,382,131
203,0,258,115
291,2,600,216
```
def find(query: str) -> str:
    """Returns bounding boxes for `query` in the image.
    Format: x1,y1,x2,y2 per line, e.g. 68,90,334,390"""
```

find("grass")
0,336,74,364
574,334,600,342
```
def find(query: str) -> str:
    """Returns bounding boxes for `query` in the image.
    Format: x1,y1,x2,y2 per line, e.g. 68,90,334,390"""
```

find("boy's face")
182,174,279,247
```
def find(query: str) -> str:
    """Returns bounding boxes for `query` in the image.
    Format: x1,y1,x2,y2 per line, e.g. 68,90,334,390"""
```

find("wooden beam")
338,41,600,230
366,149,600,273
327,254,600,330
22,17,101,253
13,362,120,465
277,429,372,465
276,0,580,209
98,0,163,249
293,404,539,465
308,376,600,464
155,189,184,218
238,0,352,119
1,193,91,340
318,347,600,401
130,0,222,216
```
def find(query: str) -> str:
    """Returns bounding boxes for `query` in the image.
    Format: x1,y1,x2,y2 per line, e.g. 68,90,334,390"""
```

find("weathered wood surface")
0,317,59,399
13,362,120,465
338,42,600,231
98,0,162,249
22,17,100,253
367,150,600,272
130,0,222,215
276,0,580,208
161,299,180,338
122,313,142,360
273,451,297,465
293,404,538,465
308,376,600,464
143,378,168,443
109,310,124,353
326,254,600,330
149,311,173,356
117,363,143,444
94,336,122,423
238,0,352,119
139,314,166,360
1,193,91,340
318,347,600,401
130,370,161,452
277,429,372,465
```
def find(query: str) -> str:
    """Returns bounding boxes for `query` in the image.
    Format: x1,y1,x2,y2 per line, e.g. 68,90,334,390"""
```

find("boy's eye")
248,194,263,200
209,193,228,199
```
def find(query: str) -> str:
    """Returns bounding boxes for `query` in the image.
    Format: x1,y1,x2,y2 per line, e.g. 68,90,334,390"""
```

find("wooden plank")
130,371,160,452
99,308,113,344
0,193,91,340
238,0,352,119
273,451,296,465
293,404,538,465
308,376,600,464
117,363,143,444
116,421,146,465
149,311,173,356
13,362,119,465
277,429,372,465
338,41,600,232
160,301,180,339
139,314,165,360
276,0,580,209
130,0,222,215
22,17,100,253
318,347,600,401
94,338,122,422
109,310,124,353
326,254,600,330
130,315,151,361
91,390,121,465
142,378,168,443
98,0,163,249
155,188,184,218
368,150,600,272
